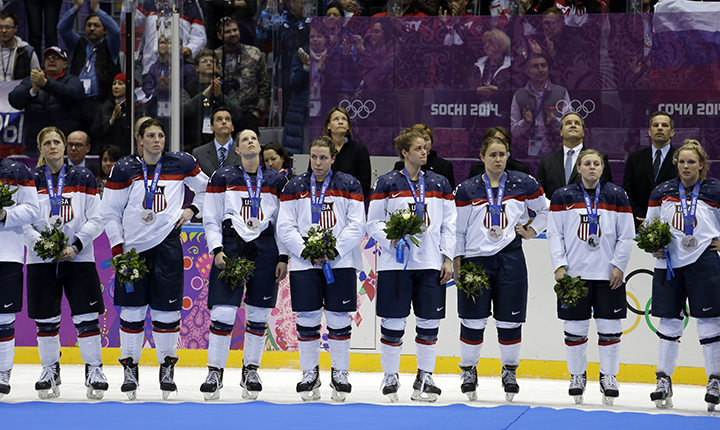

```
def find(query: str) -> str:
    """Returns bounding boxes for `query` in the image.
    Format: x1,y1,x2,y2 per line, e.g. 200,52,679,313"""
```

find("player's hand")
609,267,624,290
214,251,227,269
439,256,453,284
522,105,533,123
652,248,666,260
453,256,462,280
710,237,720,252
515,224,535,240
175,208,194,229
554,267,567,282
275,262,288,282
59,245,78,262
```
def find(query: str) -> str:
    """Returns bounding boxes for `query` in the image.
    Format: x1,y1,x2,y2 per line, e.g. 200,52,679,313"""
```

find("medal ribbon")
44,164,66,217
403,168,425,219
241,164,263,219
678,180,700,237
310,170,332,224
663,248,675,281
581,182,601,236
142,156,163,211
483,172,507,228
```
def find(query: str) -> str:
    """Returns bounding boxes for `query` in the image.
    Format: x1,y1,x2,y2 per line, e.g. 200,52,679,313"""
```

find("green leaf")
554,275,588,308
456,261,490,303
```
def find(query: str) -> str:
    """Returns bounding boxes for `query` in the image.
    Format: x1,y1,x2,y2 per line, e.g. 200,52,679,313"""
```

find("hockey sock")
380,325,404,375
119,319,144,363
36,320,61,367
416,326,439,373
497,325,522,366
459,323,485,367
244,320,269,367
0,321,15,372
656,318,682,376
208,320,233,369
152,320,180,363
698,317,720,377
76,319,102,367
597,319,622,376
297,323,321,371
328,325,351,371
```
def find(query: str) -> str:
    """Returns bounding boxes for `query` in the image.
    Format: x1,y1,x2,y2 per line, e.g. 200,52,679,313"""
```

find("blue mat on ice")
1,402,718,429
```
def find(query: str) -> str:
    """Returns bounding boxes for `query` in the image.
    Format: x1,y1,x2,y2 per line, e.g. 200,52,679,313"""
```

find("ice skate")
84,364,109,400
459,365,478,401
380,373,400,402
501,364,520,402
296,365,321,401
330,368,351,402
650,372,673,408
240,364,262,400
119,357,139,400
199,367,223,401
568,372,586,404
599,373,619,405
35,362,61,399
411,369,441,402
0,368,10,399
705,375,720,412
159,356,179,400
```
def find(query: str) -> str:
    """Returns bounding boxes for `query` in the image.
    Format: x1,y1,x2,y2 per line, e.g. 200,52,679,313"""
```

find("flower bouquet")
301,225,337,263
635,217,672,253
554,275,588,309
34,227,68,262
383,208,424,248
110,248,149,291
456,261,490,303
0,182,17,207
218,256,255,291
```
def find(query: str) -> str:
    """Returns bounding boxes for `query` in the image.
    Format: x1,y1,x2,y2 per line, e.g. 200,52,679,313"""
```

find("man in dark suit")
192,107,241,177
623,111,678,229
536,112,612,199
66,130,100,177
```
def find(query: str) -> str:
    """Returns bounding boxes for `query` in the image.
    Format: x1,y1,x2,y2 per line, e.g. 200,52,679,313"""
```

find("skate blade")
162,389,177,400
203,391,220,401
463,390,477,401
602,395,615,406
123,389,137,401
572,395,583,405
653,398,673,409
242,387,260,400
331,389,348,402
386,392,399,402
37,387,60,399
411,390,439,402
505,392,516,402
300,388,321,401
86,386,106,400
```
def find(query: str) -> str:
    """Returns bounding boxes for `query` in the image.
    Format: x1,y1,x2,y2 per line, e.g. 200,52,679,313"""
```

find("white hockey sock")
459,340,483,367
328,338,351,371
657,338,679,376
416,341,437,373
298,338,320,371
499,342,521,367
702,341,720,377
565,342,588,375
599,341,621,376
380,342,402,375
37,335,61,367
207,332,232,369
243,332,267,368
0,339,14,372
78,334,103,367
120,329,144,363
154,330,179,363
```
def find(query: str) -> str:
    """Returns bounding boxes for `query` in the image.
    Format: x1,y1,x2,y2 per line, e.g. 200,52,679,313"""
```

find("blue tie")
219,146,227,168
565,149,575,185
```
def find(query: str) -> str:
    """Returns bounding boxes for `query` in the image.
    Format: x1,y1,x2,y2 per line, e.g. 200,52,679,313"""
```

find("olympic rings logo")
623,269,690,336
556,99,596,119
338,99,377,120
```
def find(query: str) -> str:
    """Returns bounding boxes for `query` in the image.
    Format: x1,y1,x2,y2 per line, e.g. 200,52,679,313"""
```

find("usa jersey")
0,158,40,264
547,183,634,280
455,171,549,257
647,177,720,269
367,170,456,271
24,166,103,264
277,171,365,272
204,165,288,254
102,152,208,254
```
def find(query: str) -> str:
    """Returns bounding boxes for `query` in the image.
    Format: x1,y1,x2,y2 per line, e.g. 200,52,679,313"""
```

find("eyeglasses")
0,26,16,31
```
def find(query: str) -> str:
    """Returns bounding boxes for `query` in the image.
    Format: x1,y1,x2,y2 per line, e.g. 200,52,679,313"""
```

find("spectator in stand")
183,49,242,153
468,126,531,179
535,0,607,14
23,0,63,62
205,0,258,49
0,11,40,81
192,107,242,178
216,17,269,135
58,0,121,134
393,124,456,189
479,0,535,15
262,141,295,179
97,144,122,195
8,47,84,150
323,106,372,198
90,73,133,155
66,130,100,177
372,0,428,17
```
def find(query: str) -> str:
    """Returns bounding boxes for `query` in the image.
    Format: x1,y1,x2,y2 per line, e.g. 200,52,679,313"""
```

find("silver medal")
587,234,601,251
140,209,156,225
48,215,63,229
681,235,698,251
246,217,260,232
489,225,503,242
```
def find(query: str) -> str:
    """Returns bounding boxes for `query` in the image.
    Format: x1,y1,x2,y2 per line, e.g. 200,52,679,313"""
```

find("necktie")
565,149,574,185
653,149,662,181
219,146,227,168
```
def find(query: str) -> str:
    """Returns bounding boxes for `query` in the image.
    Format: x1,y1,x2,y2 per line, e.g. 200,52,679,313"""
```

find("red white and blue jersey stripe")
25,165,103,264
204,165,288,254
102,152,208,254
547,183,635,280
277,171,365,272
367,170,456,271
455,171,549,257
647,177,720,269
0,158,40,264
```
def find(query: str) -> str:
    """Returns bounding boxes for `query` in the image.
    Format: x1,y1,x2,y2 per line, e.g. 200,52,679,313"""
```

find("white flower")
120,264,127,271
44,243,52,250
402,212,411,220
133,269,139,278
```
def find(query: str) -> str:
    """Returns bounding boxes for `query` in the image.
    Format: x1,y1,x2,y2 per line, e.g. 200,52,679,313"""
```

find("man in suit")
192,107,241,177
66,130,100,177
623,111,678,229
536,112,612,199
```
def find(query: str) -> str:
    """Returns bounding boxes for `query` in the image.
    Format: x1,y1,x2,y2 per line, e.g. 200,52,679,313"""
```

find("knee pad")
381,317,407,332
416,317,440,330
119,306,148,323
120,319,144,334
698,317,720,345
36,321,60,337
296,310,323,329
245,305,271,324
150,309,181,325
72,312,99,325
326,311,352,330
0,322,14,341
210,320,234,336
152,319,180,333
461,318,488,331
497,326,522,345
296,324,321,341
415,326,439,345
75,319,100,338
328,325,351,341
380,326,404,347
246,320,268,337
564,319,590,338
657,318,684,341
564,333,588,346
210,305,238,325
0,314,14,325
460,324,485,345
598,332,621,346
496,320,522,330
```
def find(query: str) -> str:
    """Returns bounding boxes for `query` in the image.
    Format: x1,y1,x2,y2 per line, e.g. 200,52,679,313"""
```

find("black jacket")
623,145,677,229
536,146,612,199
393,150,456,189
467,157,531,181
